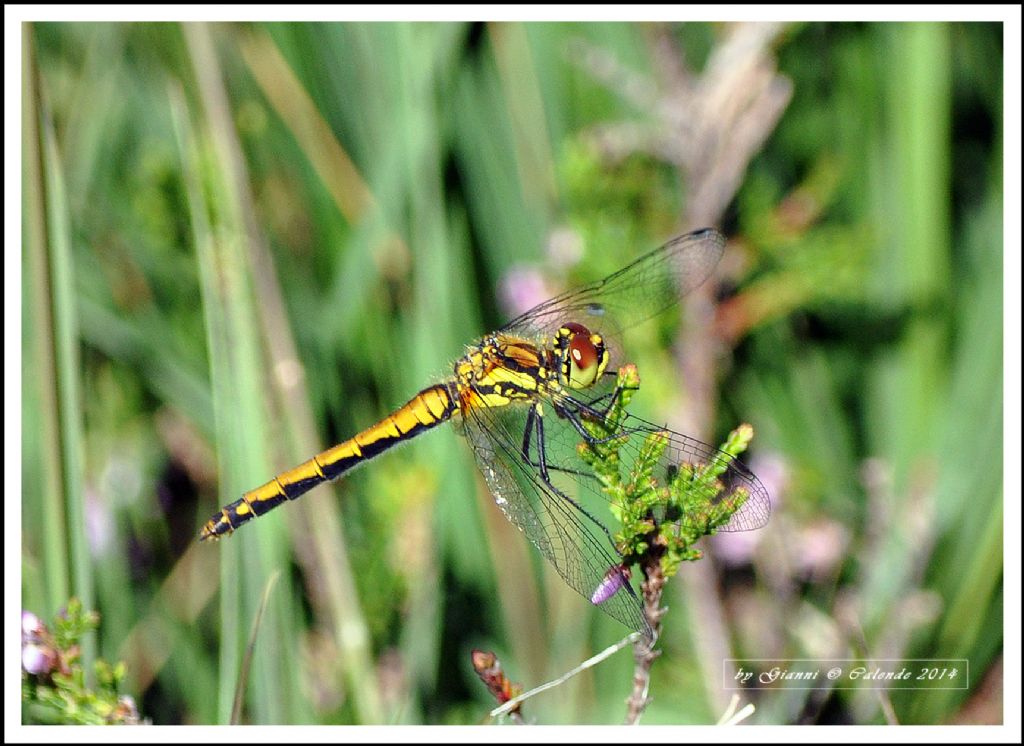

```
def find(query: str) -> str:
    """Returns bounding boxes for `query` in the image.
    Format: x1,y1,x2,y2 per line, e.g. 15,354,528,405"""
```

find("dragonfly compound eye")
556,322,609,389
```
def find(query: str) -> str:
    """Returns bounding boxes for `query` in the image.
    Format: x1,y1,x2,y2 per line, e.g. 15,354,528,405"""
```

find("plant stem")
625,553,667,724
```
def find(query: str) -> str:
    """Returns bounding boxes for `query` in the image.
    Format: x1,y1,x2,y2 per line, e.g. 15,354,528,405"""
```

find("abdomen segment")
199,383,457,540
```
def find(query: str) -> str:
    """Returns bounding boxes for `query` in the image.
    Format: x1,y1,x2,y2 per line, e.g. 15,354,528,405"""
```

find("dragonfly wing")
633,416,772,533
460,386,770,637
461,396,651,638
500,228,726,342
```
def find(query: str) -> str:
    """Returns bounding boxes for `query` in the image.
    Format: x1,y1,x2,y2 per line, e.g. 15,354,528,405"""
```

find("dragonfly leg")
519,403,599,481
532,403,646,612
521,404,536,462
531,403,619,550
594,377,624,419
592,368,640,418
557,401,605,444
558,395,651,446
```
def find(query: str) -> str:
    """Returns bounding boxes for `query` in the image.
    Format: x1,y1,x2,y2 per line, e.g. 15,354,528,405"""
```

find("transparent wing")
460,382,770,638
461,396,652,639
630,415,772,533
500,228,726,342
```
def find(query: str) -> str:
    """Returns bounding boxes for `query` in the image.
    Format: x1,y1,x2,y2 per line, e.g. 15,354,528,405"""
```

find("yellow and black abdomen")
200,383,457,540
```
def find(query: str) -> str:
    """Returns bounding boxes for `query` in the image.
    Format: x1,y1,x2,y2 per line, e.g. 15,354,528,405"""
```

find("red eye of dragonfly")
560,322,603,388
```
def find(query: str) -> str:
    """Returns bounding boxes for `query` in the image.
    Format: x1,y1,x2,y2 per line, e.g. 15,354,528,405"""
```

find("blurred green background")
21,21,1003,725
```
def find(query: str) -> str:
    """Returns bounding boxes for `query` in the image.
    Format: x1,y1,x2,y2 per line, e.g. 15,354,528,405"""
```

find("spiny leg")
593,368,640,419
519,402,601,481
557,394,650,445
531,403,618,551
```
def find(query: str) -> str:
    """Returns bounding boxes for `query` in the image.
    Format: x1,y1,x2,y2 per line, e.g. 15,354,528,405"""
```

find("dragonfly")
200,228,770,638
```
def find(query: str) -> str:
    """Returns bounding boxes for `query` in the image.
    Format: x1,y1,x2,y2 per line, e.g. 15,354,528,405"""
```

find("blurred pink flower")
790,519,850,582
713,451,788,566
498,266,554,319
712,528,762,567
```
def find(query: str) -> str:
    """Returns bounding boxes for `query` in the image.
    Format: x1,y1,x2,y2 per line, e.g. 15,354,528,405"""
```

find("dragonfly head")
554,322,609,390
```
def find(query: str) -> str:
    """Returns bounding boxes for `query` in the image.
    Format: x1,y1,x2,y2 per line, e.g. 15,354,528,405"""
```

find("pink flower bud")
22,643,57,675
591,565,630,605
22,610,46,645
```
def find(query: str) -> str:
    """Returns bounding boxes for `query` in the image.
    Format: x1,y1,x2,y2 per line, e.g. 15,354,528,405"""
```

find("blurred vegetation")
21,599,142,724
21,21,1003,725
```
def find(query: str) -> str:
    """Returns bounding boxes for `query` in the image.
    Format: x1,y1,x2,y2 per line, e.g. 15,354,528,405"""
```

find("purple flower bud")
22,643,57,675
22,610,44,641
591,565,630,605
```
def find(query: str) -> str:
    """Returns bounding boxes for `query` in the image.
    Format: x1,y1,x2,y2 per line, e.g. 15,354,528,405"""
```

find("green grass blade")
232,571,281,725
24,24,96,667
22,23,71,619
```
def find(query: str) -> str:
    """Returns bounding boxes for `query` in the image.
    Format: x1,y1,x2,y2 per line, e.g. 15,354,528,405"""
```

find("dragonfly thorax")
453,335,552,413
452,323,610,416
